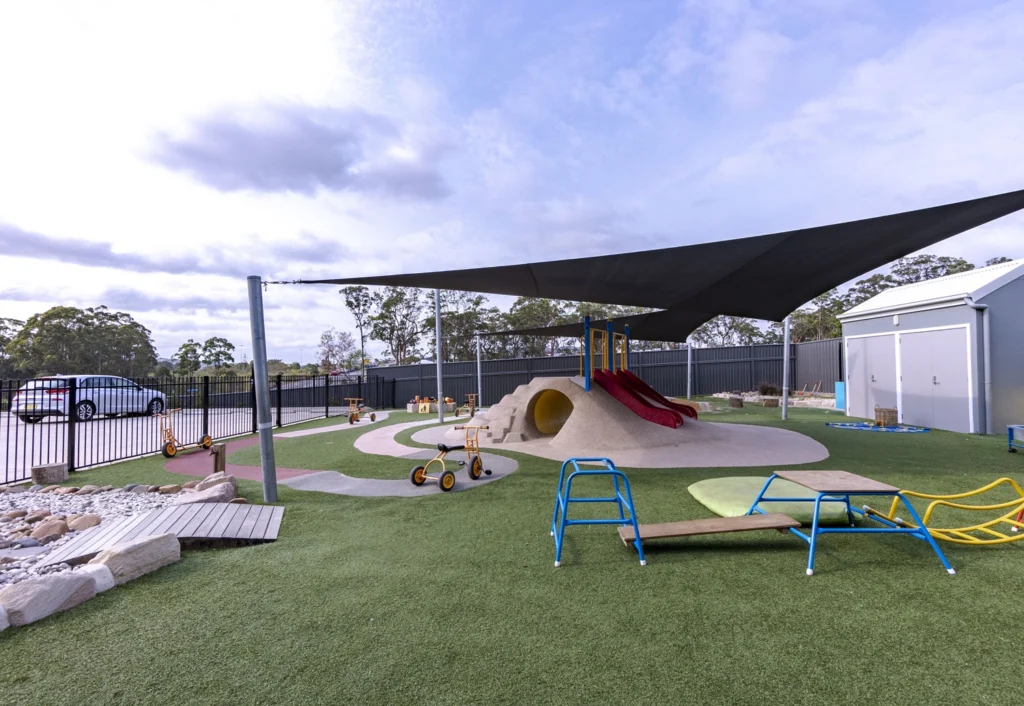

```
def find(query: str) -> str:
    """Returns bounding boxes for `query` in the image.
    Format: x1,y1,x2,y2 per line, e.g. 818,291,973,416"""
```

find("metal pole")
686,338,692,400
247,275,278,502
435,288,444,424
476,334,483,407
624,324,631,371
583,316,592,391
781,315,791,421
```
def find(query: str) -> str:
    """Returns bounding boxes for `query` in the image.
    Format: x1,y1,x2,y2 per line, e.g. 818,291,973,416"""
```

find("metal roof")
839,258,1024,320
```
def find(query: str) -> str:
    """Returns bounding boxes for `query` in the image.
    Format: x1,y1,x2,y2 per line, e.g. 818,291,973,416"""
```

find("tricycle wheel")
454,408,460,417
370,413,376,422
349,414,357,425
467,455,483,481
161,441,177,458
439,470,456,492
200,435,213,449
410,466,427,486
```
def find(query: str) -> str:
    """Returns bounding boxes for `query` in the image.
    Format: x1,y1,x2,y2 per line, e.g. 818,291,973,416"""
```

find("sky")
1,0,1022,364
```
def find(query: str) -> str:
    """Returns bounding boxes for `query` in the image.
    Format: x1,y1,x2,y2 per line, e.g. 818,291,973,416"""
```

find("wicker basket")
874,407,898,427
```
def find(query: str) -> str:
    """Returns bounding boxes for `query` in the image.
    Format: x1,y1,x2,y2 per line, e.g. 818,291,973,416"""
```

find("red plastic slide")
615,369,698,420
592,369,682,429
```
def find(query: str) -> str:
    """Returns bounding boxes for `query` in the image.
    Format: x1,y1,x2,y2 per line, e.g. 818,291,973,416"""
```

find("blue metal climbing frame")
550,457,646,567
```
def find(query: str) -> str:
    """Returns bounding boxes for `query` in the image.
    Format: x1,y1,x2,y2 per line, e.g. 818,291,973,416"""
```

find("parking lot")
1,406,351,484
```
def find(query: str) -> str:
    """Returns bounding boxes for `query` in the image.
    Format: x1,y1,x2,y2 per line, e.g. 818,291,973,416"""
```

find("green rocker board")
688,476,850,526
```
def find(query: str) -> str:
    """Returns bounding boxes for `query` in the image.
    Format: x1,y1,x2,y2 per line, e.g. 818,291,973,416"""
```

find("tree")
317,328,355,372
842,273,900,310
174,339,203,376
787,290,845,343
985,256,1013,266
890,254,974,284
422,290,502,362
493,297,569,358
369,287,424,365
6,306,156,377
341,286,373,380
690,316,764,347
0,317,23,377
201,337,235,371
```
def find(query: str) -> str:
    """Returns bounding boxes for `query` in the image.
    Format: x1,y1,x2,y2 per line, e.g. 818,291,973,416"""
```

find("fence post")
275,374,283,427
324,374,330,419
749,346,755,392
66,378,78,472
250,376,257,434
202,376,210,438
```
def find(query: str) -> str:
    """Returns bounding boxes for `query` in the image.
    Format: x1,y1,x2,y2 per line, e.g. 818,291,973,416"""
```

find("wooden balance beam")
617,513,801,545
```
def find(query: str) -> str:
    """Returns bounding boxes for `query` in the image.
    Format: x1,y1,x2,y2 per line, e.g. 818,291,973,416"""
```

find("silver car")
12,375,167,423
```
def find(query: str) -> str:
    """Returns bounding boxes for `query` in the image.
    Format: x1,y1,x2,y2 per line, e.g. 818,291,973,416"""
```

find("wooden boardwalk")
39,503,284,568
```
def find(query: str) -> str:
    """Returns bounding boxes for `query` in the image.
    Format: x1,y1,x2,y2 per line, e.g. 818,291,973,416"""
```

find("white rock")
0,572,96,626
88,533,180,585
0,603,8,631
173,483,236,504
195,473,237,492
76,564,116,592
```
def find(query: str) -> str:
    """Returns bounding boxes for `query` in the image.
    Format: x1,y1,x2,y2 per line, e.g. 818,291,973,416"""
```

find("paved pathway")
165,414,519,498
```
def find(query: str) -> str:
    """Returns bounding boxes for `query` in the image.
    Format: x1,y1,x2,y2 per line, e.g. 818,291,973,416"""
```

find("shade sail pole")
781,315,791,421
435,288,444,424
476,334,483,407
686,338,693,400
246,276,277,502
583,316,591,391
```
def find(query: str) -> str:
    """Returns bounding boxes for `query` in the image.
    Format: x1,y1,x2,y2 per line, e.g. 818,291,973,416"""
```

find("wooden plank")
180,504,218,538
38,512,153,568
194,504,231,538
248,506,274,540
235,506,264,539
261,507,285,541
223,505,255,538
208,504,240,538
75,511,154,555
165,504,205,536
618,513,801,544
117,507,174,545
774,470,899,494
41,521,118,566
149,506,188,536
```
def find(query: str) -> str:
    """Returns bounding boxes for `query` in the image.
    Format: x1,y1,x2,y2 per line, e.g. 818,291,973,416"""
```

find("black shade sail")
304,189,1024,324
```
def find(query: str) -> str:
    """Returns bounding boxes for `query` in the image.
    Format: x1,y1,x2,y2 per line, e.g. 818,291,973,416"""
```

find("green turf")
2,402,1022,705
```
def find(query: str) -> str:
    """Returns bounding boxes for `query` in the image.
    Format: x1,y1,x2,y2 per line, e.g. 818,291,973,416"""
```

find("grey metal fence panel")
371,339,842,404
794,339,843,393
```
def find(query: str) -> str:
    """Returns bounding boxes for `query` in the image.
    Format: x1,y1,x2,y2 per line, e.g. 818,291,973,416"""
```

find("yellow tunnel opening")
531,389,574,435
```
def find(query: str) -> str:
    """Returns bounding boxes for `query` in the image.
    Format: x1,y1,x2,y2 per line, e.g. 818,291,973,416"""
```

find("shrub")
757,381,782,396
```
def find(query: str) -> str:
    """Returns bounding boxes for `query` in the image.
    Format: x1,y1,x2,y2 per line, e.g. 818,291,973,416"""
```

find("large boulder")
88,533,180,585
68,514,102,532
0,604,8,632
0,573,97,626
195,472,237,492
76,564,116,593
173,483,235,504
24,510,51,524
158,484,182,494
30,519,69,540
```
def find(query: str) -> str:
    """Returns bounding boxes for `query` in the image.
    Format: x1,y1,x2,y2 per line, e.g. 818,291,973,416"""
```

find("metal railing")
1,374,396,485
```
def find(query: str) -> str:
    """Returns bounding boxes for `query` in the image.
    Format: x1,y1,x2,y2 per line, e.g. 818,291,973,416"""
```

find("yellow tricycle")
346,398,376,425
409,425,491,492
156,408,212,458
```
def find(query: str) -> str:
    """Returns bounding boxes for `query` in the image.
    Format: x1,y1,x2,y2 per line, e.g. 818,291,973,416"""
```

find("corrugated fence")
370,339,843,405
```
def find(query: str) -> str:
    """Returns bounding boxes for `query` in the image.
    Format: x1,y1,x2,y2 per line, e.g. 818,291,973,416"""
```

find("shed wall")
979,275,1024,432
842,304,983,432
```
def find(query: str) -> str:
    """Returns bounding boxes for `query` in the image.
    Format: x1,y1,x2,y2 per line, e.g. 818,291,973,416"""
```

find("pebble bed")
0,485,178,586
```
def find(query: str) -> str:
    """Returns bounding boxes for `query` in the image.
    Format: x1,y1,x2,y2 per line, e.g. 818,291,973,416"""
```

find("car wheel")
148,398,165,415
18,415,43,424
76,401,96,422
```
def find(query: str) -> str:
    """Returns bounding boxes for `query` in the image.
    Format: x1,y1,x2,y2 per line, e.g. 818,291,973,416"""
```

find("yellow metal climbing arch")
863,477,1024,545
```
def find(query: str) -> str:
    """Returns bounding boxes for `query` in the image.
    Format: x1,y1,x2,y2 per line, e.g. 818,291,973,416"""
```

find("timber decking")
773,470,899,494
38,503,283,568
617,512,800,544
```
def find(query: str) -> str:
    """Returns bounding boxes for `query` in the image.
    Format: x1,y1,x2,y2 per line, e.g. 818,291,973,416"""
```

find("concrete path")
282,416,518,497
277,411,389,438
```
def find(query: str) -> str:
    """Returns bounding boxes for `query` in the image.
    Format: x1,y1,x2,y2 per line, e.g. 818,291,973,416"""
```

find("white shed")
838,259,1024,434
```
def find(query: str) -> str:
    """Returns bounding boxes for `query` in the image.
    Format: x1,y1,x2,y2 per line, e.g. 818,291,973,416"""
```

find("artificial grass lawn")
2,403,1023,705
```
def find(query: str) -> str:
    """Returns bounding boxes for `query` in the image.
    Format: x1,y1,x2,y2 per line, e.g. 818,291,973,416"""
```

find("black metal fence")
372,339,844,405
2,374,396,485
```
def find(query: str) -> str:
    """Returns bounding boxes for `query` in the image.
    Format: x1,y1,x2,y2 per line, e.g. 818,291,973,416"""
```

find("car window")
20,378,62,390
111,378,133,388
82,377,110,389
